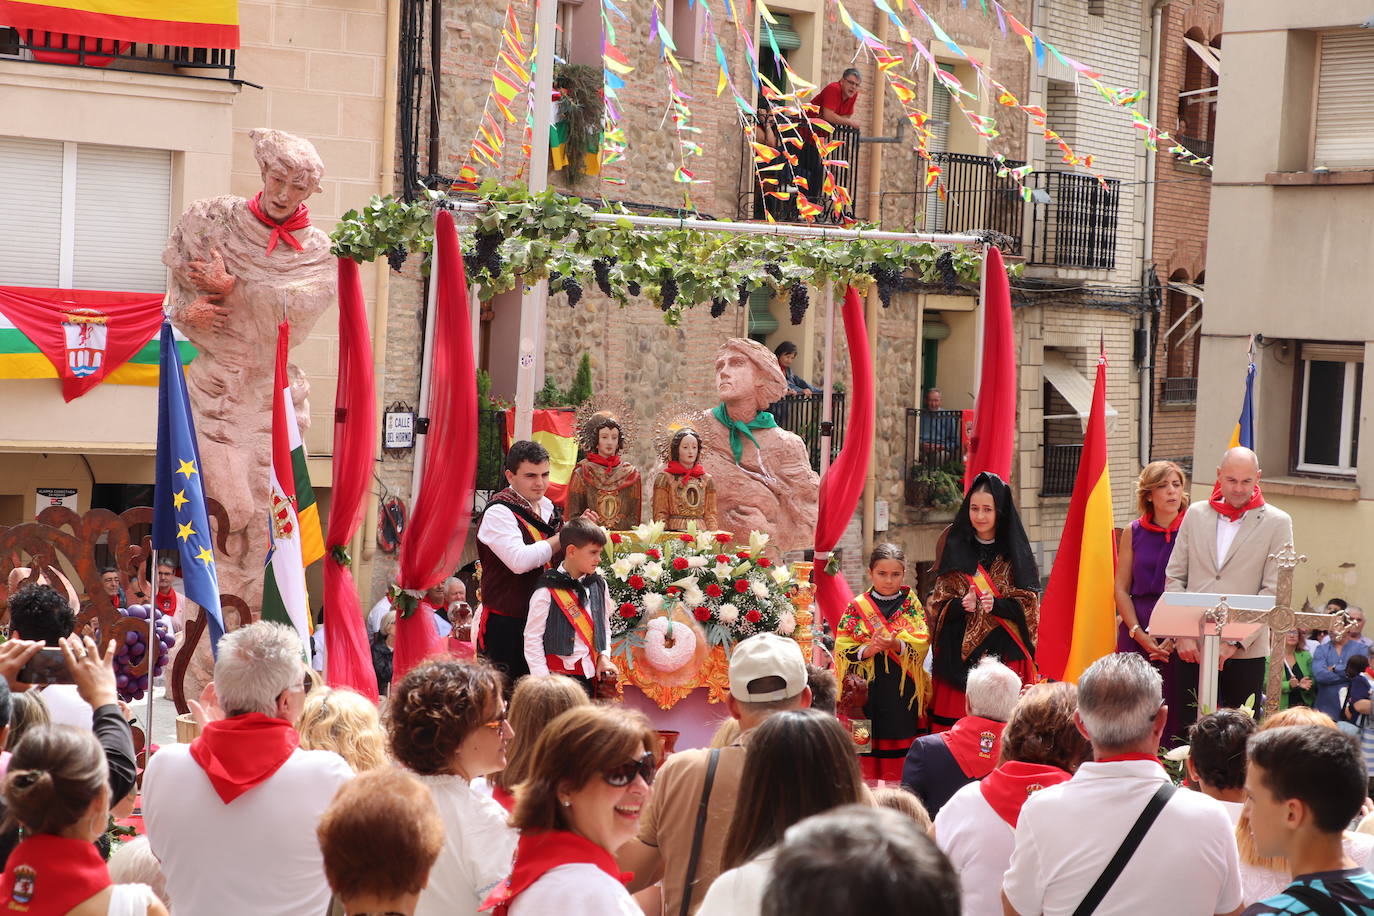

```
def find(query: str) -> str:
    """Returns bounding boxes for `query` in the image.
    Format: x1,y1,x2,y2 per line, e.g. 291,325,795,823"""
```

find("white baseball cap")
729,633,807,702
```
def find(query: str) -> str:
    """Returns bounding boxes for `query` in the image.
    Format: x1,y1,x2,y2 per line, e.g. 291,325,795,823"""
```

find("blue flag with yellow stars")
151,320,225,656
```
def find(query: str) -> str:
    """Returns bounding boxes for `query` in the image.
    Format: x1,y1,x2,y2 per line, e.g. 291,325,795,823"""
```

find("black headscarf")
937,472,1040,591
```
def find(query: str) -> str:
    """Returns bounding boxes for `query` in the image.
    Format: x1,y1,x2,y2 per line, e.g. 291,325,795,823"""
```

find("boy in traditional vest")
523,517,617,696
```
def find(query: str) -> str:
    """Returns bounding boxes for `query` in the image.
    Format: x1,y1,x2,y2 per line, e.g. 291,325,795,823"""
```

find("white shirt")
523,565,613,678
697,848,778,916
1002,760,1243,916
434,611,453,639
413,773,518,916
39,684,92,729
107,884,155,916
144,742,353,916
1216,513,1245,569
311,625,327,672
367,596,392,634
509,863,641,916
937,781,1016,916
477,496,556,578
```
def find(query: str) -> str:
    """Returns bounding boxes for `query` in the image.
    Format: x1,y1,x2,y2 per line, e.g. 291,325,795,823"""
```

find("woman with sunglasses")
484,705,659,915
386,658,515,916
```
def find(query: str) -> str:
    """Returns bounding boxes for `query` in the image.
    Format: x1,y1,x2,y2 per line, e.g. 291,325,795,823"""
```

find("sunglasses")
480,709,509,730
603,752,657,788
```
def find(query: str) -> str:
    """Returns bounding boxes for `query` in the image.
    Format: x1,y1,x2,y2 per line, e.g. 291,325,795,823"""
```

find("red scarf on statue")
482,830,631,914
939,715,1006,779
979,761,1073,828
586,453,621,469
189,712,300,804
0,833,111,914
246,192,311,254
665,461,705,478
1209,482,1264,522
1138,512,1184,542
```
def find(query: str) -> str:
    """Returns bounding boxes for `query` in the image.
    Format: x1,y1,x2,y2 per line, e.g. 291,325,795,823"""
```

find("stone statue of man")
699,338,819,552
162,128,335,610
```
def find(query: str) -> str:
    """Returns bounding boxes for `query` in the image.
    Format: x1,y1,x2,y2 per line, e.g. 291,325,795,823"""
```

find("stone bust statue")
699,338,819,552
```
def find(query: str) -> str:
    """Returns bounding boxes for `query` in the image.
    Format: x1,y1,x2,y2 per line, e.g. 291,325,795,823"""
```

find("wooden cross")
1201,544,1352,717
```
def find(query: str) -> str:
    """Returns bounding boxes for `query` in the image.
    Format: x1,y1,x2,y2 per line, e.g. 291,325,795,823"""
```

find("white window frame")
1296,352,1362,476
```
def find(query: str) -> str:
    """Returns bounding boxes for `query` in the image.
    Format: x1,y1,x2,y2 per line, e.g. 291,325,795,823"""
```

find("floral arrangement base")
613,644,732,710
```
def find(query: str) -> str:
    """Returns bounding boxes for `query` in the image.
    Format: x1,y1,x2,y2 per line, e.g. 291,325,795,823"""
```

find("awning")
1183,37,1221,75
1042,350,1119,430
1164,283,1204,350
763,12,802,51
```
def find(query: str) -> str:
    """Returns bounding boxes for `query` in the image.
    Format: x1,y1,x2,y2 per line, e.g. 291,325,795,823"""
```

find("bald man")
1165,447,1293,733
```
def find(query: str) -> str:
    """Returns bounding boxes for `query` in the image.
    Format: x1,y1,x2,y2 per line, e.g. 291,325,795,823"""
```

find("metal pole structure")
410,242,441,499
470,282,481,364
512,0,558,442
818,283,836,479
146,582,154,744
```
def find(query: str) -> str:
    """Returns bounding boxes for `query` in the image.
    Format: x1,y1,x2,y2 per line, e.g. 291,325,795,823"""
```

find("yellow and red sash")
547,587,598,655
516,514,552,545
850,591,927,688
966,564,1037,674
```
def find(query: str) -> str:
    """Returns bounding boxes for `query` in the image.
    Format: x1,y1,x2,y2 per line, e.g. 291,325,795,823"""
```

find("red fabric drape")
323,258,379,701
813,287,874,631
0,285,165,401
963,247,1016,491
392,210,478,684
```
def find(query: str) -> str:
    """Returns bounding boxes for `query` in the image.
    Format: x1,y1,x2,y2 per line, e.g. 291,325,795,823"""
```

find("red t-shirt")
815,80,858,119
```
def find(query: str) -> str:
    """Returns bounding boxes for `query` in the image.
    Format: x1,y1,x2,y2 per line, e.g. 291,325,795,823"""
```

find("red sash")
966,565,1037,677
0,833,111,914
515,513,552,547
979,761,1072,828
547,587,599,655
849,591,926,687
938,714,1006,779
1209,482,1264,522
482,830,631,914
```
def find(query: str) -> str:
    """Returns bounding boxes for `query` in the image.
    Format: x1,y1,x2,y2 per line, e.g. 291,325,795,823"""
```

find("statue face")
677,434,700,467
715,351,756,403
261,167,314,221
596,425,621,457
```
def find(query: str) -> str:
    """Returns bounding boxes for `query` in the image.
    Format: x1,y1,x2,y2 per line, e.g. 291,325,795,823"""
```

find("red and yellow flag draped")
0,0,239,48
1038,347,1117,683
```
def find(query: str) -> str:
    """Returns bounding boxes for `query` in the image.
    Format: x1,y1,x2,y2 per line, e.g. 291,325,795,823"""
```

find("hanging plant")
552,63,606,186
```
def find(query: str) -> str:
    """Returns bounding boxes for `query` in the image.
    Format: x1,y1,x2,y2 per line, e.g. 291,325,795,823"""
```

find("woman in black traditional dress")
927,472,1041,731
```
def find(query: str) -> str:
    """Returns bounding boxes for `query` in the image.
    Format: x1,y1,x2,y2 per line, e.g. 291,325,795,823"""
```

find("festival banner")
0,0,239,49
1038,346,1116,683
0,286,192,400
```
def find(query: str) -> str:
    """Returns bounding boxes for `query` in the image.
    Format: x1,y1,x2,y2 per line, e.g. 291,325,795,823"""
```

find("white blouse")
509,863,640,916
413,774,518,916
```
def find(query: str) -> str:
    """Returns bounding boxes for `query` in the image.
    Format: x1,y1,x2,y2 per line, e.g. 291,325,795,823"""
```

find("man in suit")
1166,446,1294,731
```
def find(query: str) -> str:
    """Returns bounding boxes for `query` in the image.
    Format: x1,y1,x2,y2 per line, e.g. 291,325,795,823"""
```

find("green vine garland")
330,181,1018,326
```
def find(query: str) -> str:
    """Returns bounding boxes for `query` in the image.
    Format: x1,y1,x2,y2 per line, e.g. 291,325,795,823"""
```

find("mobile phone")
17,647,73,685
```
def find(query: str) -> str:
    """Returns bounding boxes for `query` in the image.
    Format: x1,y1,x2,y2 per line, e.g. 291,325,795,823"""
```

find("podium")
1149,592,1273,716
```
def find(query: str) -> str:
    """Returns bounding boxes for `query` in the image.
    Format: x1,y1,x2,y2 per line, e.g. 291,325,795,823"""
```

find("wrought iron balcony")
924,153,1026,253
1027,172,1121,270
1161,376,1198,405
904,408,966,511
738,123,861,225
2,27,237,80
1175,135,1214,164
771,391,848,470
1042,443,1083,497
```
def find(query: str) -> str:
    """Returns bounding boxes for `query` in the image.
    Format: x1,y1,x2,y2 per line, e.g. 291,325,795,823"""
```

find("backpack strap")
678,749,722,916
1071,782,1177,916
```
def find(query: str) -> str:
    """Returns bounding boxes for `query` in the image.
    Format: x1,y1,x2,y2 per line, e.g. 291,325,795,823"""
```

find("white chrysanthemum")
642,593,666,615
687,555,709,569
683,587,705,608
718,603,740,624
777,611,797,635
750,579,770,599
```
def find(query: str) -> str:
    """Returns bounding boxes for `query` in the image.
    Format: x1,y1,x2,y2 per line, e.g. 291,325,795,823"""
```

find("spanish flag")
1038,346,1116,683
0,0,239,49
503,408,577,508
1228,342,1256,450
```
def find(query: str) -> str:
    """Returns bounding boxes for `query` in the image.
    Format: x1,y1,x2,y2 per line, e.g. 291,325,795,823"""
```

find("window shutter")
1301,342,1364,363
72,144,171,292
0,136,64,288
1314,31,1374,170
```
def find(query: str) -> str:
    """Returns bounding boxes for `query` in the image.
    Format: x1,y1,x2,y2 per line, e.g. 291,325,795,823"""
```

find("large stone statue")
699,338,819,552
162,128,335,609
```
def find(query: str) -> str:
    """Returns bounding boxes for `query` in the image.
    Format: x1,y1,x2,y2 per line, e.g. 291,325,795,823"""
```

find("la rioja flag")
261,321,321,658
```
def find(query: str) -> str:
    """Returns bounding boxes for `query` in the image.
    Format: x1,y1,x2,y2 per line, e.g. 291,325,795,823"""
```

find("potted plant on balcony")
905,463,963,514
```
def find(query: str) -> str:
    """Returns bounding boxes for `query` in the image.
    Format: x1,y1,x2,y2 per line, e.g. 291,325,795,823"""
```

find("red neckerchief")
491,783,516,813
1208,482,1264,522
1096,752,1162,765
979,761,1073,828
1138,512,1184,543
246,192,310,254
155,588,176,617
189,712,300,804
586,453,621,469
938,715,1006,779
481,830,631,914
665,460,705,478
0,833,111,912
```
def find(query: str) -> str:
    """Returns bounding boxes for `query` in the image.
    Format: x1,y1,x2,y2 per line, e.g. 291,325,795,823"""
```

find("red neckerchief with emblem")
246,192,310,254
0,833,111,913
481,830,631,914
979,761,1073,828
155,588,177,618
939,714,1007,779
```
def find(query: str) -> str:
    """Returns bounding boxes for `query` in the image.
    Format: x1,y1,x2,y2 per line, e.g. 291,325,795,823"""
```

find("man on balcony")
919,388,960,463
816,68,863,130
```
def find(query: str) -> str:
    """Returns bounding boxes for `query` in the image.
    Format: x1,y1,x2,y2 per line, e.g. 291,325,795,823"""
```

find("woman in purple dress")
1113,460,1188,742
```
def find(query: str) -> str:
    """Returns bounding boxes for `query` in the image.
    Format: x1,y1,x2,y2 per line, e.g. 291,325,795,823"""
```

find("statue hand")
188,249,235,296
181,294,230,331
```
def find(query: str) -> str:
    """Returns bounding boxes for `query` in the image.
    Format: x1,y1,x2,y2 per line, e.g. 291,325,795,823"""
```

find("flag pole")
146,571,154,748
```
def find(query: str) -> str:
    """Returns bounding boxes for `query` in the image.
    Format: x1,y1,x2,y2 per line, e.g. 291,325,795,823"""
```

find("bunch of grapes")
471,231,504,279
788,283,810,324
592,258,614,297
660,274,679,310
935,250,959,293
872,266,899,309
562,276,583,307
764,262,784,285
737,280,750,307
627,279,643,297
385,246,408,273
710,297,728,319
114,605,174,702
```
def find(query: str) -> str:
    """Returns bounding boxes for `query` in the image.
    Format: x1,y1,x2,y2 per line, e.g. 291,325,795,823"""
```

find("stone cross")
1199,544,1351,717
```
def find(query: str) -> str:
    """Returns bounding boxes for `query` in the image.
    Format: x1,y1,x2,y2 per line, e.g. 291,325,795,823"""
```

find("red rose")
646,548,661,560
714,532,733,543
745,609,762,623
693,606,711,622
734,579,749,593
679,533,695,543
715,554,730,564
629,575,646,590
618,602,637,618
672,556,690,571
706,583,723,598
667,586,682,596
610,533,623,544
757,557,773,568
736,551,751,560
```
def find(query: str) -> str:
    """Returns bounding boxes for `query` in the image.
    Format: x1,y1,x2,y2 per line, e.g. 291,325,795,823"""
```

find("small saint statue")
566,413,642,530
652,427,719,532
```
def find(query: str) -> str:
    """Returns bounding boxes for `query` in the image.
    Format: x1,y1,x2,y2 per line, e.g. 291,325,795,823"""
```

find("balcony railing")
1175,135,1214,164
3,27,237,79
771,392,848,470
1042,443,1083,497
924,153,1025,253
1027,172,1121,270
904,408,966,511
739,123,861,225
1161,376,1198,405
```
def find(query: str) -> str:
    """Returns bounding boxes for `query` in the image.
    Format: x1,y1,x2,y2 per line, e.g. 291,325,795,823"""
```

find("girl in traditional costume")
928,472,1040,732
651,427,719,531
836,543,931,781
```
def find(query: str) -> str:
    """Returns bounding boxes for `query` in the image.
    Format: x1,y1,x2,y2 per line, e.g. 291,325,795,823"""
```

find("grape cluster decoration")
114,604,174,702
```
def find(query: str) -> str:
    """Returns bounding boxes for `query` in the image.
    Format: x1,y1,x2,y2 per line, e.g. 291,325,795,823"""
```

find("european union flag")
151,321,225,655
